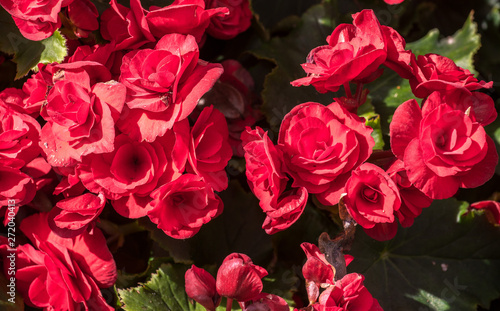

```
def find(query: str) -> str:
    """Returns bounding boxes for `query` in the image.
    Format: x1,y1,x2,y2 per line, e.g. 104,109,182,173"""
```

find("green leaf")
407,11,480,74
360,111,385,151
250,4,337,133
116,257,174,289
119,263,204,311
0,9,23,55
12,30,67,79
456,201,472,223
348,198,500,311
119,263,245,311
0,9,66,79
39,31,67,66
368,12,482,135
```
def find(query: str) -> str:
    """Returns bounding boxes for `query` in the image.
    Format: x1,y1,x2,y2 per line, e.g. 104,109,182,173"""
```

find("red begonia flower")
216,253,268,302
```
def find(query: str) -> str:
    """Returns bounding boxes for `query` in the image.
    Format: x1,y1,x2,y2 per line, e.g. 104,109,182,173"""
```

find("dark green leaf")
262,266,300,306
0,8,25,56
116,257,174,289
251,0,322,31
348,198,500,311
407,11,480,73
273,201,341,265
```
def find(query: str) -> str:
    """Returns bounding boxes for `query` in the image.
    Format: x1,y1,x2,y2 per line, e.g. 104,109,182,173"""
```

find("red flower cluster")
0,0,254,309
280,8,497,241
0,1,497,310
297,242,381,311
0,0,254,41
185,253,289,311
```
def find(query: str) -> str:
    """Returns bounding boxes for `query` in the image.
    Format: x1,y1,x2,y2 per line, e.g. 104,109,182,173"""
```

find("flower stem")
355,82,364,106
226,298,233,311
344,82,352,98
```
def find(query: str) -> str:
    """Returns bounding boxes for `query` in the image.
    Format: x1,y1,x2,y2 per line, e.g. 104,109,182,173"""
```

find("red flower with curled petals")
422,90,497,127
216,253,268,302
78,121,189,218
0,88,30,116
278,102,374,206
409,53,493,98
205,0,252,40
0,103,41,166
343,163,401,231
66,0,99,38
315,273,383,311
242,126,287,209
0,0,63,40
390,97,498,200
387,159,432,228
0,158,35,225
291,10,387,93
39,62,126,168
147,173,223,239
188,106,232,192
117,33,224,142
300,242,355,305
100,0,155,50
242,126,307,234
261,187,308,235
19,212,117,289
1,212,116,310
381,24,412,79
145,0,229,43
1,238,114,311
48,192,106,237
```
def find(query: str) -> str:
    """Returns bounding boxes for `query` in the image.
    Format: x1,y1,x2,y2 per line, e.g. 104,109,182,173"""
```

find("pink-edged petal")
111,193,154,218
175,60,224,121
459,136,498,188
404,139,460,199
91,81,126,122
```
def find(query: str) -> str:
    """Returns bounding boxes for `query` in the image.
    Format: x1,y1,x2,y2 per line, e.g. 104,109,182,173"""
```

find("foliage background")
1,0,500,310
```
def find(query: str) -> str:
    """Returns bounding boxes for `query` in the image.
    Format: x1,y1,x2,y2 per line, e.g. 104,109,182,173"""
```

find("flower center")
362,186,378,203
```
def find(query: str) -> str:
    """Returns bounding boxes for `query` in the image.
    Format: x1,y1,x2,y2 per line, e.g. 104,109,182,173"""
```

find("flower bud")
185,265,221,311
216,253,268,302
